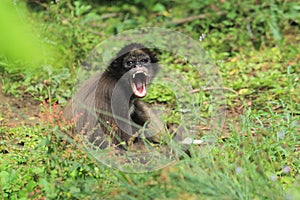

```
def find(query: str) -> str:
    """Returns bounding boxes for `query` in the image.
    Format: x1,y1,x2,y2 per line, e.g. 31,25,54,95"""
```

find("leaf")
0,171,10,188
238,88,249,95
152,3,166,12
268,20,282,41
0,1,52,70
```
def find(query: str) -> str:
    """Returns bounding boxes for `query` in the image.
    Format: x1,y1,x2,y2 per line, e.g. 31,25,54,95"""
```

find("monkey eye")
140,59,149,64
126,61,135,67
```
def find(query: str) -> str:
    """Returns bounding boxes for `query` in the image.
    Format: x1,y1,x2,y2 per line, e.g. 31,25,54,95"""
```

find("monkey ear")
148,48,161,63
138,47,160,63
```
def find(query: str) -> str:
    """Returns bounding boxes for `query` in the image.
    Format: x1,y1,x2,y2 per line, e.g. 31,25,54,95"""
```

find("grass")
1,45,299,198
0,0,299,199
1,103,299,199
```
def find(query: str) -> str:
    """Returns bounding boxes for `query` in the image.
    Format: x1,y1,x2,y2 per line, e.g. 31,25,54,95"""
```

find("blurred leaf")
0,0,52,71
74,1,92,16
268,20,282,41
152,3,166,12
238,88,250,95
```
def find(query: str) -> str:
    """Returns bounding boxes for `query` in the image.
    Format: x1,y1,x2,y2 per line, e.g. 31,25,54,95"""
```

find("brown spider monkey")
64,43,165,150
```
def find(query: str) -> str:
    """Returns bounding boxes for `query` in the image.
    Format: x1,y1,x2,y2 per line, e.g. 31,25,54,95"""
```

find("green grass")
1,50,299,198
0,0,299,199
1,104,299,199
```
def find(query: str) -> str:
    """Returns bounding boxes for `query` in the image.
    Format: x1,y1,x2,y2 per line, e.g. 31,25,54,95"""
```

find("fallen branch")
100,13,120,20
27,0,49,9
170,11,222,25
88,30,103,36
190,87,238,95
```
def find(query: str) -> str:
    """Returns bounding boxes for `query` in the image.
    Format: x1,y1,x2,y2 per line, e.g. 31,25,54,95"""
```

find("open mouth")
130,71,148,98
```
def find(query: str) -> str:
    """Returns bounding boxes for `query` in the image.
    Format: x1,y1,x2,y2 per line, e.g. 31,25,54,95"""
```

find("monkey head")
123,49,152,98
107,43,158,98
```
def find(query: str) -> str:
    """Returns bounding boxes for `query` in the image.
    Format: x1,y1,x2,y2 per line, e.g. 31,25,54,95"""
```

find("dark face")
123,49,152,98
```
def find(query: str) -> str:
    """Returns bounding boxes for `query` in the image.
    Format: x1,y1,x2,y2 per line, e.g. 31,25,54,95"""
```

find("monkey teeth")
131,71,148,98
132,70,148,78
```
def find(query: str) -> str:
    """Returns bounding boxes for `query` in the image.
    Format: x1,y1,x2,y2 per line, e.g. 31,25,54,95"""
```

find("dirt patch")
0,84,40,127
0,83,244,138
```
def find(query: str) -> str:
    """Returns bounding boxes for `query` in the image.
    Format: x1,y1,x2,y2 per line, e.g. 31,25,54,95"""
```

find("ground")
0,82,242,141
0,83,40,127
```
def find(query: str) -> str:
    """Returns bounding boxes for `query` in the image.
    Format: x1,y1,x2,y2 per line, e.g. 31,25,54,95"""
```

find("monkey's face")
122,49,153,98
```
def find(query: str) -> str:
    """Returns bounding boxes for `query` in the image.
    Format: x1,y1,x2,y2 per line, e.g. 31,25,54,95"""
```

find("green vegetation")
0,0,299,199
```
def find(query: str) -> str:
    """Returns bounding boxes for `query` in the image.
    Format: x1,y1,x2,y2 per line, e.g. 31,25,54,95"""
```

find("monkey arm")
131,101,167,143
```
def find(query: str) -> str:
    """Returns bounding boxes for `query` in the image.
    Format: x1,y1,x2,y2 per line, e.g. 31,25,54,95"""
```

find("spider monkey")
64,43,165,150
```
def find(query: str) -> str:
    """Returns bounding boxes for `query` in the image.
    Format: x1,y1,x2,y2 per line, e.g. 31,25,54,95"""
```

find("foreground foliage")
1,104,299,199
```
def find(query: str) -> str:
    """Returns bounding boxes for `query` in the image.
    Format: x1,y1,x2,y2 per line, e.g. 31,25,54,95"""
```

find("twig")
198,127,210,130
190,87,238,95
170,12,222,25
100,13,119,20
27,0,49,9
88,30,103,36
